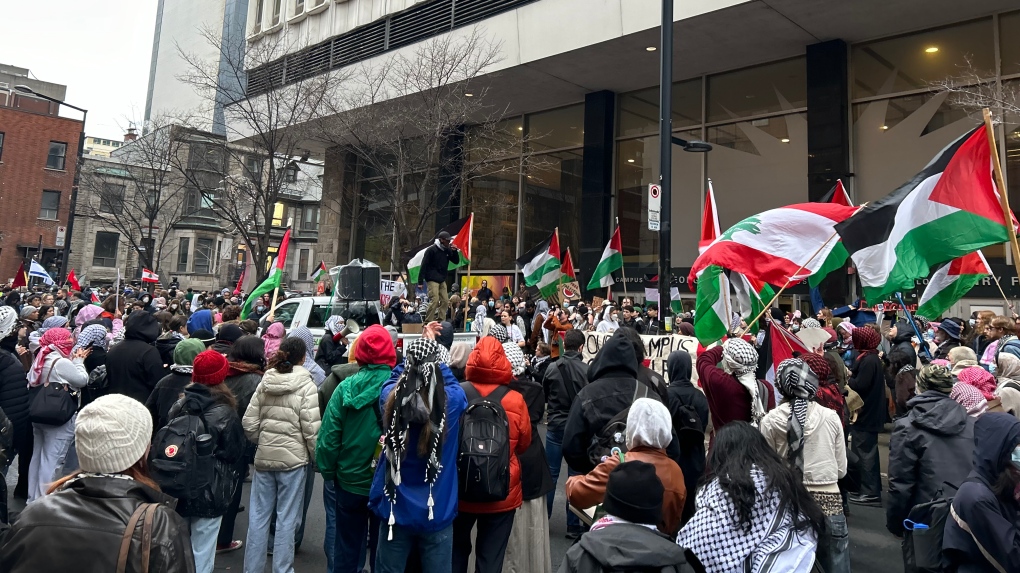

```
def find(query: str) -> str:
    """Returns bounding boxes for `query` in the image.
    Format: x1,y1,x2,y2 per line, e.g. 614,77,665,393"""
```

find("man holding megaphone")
317,315,358,371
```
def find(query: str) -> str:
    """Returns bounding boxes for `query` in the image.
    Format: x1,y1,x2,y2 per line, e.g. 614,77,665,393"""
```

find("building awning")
94,166,131,177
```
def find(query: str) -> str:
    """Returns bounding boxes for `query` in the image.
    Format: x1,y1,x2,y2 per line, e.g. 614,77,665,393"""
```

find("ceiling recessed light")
881,125,889,130
925,46,939,54
464,92,474,97
646,46,657,52
627,159,635,163
517,126,523,131
780,138,790,143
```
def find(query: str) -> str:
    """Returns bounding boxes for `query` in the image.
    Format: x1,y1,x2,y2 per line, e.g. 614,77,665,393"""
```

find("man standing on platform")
422,231,460,323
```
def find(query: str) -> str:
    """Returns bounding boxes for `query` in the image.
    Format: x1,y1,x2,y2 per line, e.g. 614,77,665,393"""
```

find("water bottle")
196,434,214,456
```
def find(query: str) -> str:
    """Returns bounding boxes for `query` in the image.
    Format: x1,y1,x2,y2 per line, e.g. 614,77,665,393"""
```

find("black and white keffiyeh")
382,338,447,539
775,358,819,471
721,338,766,425
488,324,509,343
501,341,526,376
677,467,817,573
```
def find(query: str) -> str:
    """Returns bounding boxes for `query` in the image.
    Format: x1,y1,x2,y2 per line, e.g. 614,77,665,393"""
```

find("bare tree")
79,117,194,278
930,57,1020,121
174,27,340,283
316,28,540,271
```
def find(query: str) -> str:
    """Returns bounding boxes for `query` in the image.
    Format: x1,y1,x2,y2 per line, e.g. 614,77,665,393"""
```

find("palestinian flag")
241,228,291,320
406,215,472,284
694,265,732,346
517,230,561,298
732,272,776,335
835,125,1016,302
810,180,855,288
699,181,720,254
916,251,991,319
558,248,581,305
588,226,623,290
691,203,858,288
311,261,327,283
756,320,811,385
90,290,101,305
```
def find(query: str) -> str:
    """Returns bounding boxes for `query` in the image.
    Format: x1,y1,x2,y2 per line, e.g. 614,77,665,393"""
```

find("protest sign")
380,279,407,306
581,332,699,382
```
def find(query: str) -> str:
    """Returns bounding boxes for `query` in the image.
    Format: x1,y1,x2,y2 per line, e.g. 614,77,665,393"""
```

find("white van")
259,296,477,350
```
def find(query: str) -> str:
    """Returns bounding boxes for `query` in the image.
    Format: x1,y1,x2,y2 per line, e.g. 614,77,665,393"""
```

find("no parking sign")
648,184,661,231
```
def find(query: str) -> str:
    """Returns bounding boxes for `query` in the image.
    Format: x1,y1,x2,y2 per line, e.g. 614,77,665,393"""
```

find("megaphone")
340,318,361,338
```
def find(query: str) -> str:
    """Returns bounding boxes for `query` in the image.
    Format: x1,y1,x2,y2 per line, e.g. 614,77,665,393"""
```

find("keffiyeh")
73,324,109,352
29,328,74,386
325,315,344,335
488,324,509,343
950,383,988,417
721,338,765,425
801,318,821,330
382,338,448,539
851,326,880,356
775,358,820,471
501,341,526,376
957,366,997,400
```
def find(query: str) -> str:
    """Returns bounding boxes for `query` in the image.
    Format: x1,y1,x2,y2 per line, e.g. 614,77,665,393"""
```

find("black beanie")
602,461,664,526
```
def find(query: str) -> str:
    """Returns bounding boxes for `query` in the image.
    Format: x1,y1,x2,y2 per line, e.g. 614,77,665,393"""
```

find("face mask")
488,301,494,308
924,329,934,341
257,305,265,312
970,318,977,327
1012,446,1020,470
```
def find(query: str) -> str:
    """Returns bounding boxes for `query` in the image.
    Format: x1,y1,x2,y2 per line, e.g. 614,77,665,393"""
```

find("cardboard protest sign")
380,280,407,306
581,332,699,382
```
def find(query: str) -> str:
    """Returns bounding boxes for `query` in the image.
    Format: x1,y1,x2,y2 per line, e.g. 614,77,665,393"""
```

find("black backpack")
86,364,108,392
903,483,957,573
457,383,511,503
148,410,215,502
587,379,660,466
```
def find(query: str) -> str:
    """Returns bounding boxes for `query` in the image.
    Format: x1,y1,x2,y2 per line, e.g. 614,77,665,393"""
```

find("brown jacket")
565,446,687,536
543,315,573,359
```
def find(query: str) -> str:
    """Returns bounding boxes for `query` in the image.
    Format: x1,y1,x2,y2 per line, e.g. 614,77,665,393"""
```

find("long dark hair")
271,337,305,374
228,335,266,370
704,422,827,537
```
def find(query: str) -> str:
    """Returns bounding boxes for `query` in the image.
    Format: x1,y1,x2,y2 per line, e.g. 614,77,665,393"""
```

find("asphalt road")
6,429,903,573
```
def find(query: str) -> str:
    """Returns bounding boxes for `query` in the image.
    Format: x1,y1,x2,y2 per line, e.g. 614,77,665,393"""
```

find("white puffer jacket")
759,401,846,493
242,365,321,471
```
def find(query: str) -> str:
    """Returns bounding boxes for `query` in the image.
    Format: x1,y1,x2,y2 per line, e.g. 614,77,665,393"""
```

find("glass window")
245,155,263,180
39,190,59,219
707,58,806,123
302,206,318,230
177,237,190,272
617,78,702,137
100,182,126,214
521,150,582,259
46,141,67,170
262,301,299,329
0,132,5,161
284,165,298,183
466,118,523,162
272,0,282,25
92,231,119,267
188,143,224,172
255,0,264,27
298,249,309,280
294,0,304,15
1002,11,1020,77
526,105,584,152
463,160,520,270
356,181,394,271
852,19,995,100
272,202,285,227
1005,81,1020,238
194,238,214,274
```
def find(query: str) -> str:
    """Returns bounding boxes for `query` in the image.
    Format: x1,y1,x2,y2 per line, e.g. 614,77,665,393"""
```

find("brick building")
0,65,83,285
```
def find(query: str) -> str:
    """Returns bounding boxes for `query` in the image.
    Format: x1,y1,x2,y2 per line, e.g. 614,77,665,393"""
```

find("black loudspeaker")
337,264,381,300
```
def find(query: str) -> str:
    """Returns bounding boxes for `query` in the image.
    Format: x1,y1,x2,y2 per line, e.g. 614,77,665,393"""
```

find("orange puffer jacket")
459,336,532,514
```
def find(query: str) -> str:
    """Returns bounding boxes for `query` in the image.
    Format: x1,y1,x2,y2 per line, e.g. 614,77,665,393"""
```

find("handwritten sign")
581,332,700,382
380,280,407,306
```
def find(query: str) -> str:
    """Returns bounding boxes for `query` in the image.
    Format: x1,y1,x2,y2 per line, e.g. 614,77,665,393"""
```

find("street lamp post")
14,85,87,286
657,1,712,320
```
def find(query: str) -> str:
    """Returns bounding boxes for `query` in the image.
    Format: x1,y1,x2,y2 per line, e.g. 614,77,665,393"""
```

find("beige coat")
243,365,321,471
760,401,846,493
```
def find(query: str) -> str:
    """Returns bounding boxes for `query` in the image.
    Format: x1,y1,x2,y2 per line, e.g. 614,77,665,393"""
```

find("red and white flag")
699,181,720,254
759,320,811,386
141,269,160,283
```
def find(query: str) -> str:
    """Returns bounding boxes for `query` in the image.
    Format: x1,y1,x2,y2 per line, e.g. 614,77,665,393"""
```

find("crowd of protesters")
0,265,1016,573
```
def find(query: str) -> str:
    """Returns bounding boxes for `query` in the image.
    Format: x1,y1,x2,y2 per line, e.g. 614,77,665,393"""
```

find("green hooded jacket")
315,363,390,494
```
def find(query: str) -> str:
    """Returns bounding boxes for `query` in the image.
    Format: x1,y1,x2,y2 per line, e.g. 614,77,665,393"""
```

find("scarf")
73,324,109,352
30,328,74,386
775,359,820,471
950,383,988,417
721,338,765,425
957,366,997,400
501,342,526,376
851,326,880,359
382,338,447,539
488,324,509,343
325,315,344,335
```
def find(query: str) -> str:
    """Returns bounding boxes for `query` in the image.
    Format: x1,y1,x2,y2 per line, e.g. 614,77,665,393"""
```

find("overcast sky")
2,1,158,138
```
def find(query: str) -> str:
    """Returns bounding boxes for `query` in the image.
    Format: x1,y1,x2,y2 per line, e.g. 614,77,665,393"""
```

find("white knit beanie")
75,394,153,474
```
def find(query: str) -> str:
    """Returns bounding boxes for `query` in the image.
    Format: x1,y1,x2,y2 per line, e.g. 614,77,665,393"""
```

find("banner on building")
380,279,407,306
580,332,699,381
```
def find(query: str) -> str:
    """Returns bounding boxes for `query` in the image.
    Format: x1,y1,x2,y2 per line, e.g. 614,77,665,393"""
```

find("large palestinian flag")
406,215,472,284
241,228,291,320
690,203,858,288
517,230,561,298
835,126,1015,302
588,227,623,290
810,180,855,288
916,251,991,319
694,265,732,345
558,248,582,305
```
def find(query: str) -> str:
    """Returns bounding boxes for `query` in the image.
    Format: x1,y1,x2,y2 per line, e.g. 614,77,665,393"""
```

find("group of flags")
691,122,1009,346
515,226,624,302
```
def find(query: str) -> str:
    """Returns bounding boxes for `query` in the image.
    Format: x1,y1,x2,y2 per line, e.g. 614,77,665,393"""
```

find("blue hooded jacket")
369,361,467,533
944,413,1020,572
186,309,213,335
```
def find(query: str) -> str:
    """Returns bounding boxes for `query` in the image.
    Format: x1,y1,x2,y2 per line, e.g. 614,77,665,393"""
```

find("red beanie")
355,324,397,367
192,349,230,386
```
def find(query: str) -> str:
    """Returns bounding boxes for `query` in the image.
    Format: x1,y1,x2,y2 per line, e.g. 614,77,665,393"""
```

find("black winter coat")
106,312,168,403
849,352,887,433
165,385,245,518
558,524,695,573
509,373,554,501
155,334,183,369
665,352,708,524
145,369,192,432
562,332,680,474
80,347,108,408
0,476,195,573
0,347,30,442
885,391,974,536
420,243,459,284
887,323,917,391
316,334,347,372
544,351,589,431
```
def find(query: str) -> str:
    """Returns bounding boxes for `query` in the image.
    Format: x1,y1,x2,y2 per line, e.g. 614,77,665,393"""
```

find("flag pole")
983,108,1020,286
989,271,1018,318
615,220,630,301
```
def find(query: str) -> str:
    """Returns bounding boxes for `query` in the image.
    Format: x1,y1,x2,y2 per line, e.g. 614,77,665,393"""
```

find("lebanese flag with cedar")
142,269,160,283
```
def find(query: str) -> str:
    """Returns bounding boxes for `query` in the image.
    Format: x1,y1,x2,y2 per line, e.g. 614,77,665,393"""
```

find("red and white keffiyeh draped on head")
29,328,74,386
